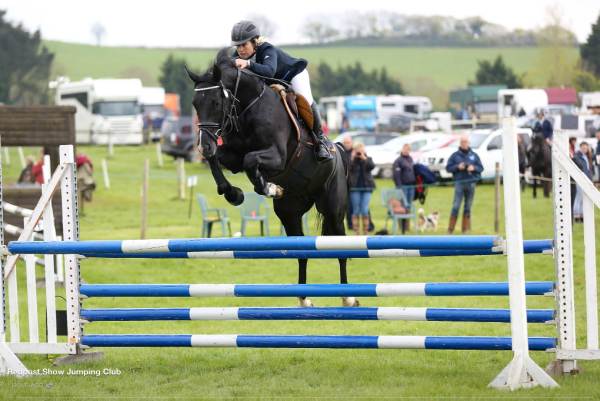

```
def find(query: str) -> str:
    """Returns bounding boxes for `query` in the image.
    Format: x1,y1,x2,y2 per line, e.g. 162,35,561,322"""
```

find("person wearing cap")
230,20,332,162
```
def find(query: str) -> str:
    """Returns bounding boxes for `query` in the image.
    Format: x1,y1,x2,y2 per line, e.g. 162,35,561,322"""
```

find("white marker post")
187,175,198,218
101,159,110,189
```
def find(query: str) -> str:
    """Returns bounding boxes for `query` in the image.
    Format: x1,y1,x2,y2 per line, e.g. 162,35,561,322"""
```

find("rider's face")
236,41,255,59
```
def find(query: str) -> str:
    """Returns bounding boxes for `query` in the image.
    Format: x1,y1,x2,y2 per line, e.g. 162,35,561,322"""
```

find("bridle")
195,68,266,148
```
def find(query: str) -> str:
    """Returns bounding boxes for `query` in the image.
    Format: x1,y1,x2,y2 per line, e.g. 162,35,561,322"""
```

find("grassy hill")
45,41,579,108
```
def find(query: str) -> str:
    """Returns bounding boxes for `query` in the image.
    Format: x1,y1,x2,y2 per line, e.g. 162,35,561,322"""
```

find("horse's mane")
215,47,234,68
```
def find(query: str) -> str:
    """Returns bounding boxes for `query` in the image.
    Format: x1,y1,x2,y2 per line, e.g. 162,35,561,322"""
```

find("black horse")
527,134,552,198
188,48,358,307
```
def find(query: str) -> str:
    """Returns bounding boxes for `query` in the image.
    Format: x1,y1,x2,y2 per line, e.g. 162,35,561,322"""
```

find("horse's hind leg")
543,178,551,198
315,174,357,307
273,198,313,307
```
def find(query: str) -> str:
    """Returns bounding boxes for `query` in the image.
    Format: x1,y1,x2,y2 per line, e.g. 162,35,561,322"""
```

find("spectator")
17,156,36,184
445,135,483,234
569,137,577,213
349,142,375,235
532,110,553,144
392,143,416,215
18,149,45,184
517,135,527,192
76,153,96,202
342,136,353,161
573,142,594,222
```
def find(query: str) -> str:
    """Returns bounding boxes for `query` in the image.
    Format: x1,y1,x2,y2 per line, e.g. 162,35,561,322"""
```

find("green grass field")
1,144,599,400
45,41,579,108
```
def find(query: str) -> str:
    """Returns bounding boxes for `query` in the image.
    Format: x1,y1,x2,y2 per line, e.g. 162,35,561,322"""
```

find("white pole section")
490,117,558,389
583,195,598,350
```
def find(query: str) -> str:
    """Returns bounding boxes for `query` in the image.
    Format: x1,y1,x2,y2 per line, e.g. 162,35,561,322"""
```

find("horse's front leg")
200,132,244,205
243,147,284,198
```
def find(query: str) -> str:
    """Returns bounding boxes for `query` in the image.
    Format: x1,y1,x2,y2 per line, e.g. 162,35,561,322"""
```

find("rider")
230,20,332,161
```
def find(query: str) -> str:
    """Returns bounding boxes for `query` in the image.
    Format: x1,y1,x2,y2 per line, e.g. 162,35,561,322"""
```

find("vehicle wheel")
381,167,393,179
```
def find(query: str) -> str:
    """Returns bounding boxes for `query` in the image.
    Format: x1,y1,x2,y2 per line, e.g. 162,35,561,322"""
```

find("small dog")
417,208,440,232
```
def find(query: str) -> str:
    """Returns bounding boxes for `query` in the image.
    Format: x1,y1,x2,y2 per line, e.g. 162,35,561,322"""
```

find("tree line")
300,12,577,47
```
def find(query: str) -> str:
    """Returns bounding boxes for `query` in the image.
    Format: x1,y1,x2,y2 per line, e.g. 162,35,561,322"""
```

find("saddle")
269,84,313,140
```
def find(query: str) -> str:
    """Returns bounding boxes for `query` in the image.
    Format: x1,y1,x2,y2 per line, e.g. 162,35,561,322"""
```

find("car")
366,132,455,178
160,116,197,162
333,131,401,147
418,128,532,181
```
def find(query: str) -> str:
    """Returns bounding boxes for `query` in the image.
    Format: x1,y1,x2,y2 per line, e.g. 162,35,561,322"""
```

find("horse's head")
187,48,238,158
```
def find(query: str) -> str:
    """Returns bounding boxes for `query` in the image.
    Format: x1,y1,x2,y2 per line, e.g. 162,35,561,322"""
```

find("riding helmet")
231,21,260,46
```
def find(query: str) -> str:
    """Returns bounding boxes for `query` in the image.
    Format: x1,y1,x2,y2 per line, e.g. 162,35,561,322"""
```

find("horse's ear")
185,65,203,84
213,63,222,82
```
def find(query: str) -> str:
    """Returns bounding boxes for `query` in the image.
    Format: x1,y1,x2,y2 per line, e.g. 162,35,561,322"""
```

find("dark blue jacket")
596,141,600,165
573,151,593,180
392,154,416,187
233,42,307,82
446,147,484,182
533,119,553,140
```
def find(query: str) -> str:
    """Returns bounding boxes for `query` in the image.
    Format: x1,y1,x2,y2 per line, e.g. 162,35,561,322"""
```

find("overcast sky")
1,0,599,47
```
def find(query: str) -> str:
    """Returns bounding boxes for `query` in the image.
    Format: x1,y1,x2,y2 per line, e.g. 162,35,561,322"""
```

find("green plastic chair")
197,194,231,237
280,213,310,235
381,188,416,234
239,192,270,236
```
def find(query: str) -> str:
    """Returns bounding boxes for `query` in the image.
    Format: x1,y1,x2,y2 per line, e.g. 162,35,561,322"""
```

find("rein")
195,68,266,144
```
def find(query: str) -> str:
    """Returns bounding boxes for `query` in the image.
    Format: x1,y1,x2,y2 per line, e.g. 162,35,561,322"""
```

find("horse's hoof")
342,297,359,307
298,298,314,307
225,187,244,206
265,183,284,198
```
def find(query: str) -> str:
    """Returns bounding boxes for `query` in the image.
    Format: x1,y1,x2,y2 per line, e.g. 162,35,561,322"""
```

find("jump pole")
489,117,558,389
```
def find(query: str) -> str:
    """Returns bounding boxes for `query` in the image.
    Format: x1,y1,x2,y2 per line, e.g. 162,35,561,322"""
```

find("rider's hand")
458,162,466,170
235,59,250,69
467,165,475,172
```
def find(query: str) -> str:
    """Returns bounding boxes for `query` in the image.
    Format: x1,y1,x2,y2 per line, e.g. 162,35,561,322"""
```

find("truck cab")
344,96,377,131
54,78,144,145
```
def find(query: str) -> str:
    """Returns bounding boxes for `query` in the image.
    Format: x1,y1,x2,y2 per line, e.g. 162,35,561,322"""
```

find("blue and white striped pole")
80,281,555,298
76,239,553,259
80,307,554,323
8,235,502,255
80,334,556,351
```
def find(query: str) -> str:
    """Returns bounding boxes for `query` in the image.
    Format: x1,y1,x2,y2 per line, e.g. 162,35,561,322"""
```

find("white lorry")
53,78,144,145
377,95,432,126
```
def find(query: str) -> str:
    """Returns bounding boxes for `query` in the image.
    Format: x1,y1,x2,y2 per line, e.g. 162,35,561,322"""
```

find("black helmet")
231,20,260,46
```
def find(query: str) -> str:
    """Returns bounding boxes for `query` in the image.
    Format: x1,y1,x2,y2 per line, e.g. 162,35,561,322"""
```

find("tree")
159,54,194,116
0,10,54,105
91,22,106,46
469,55,523,88
581,12,600,76
301,19,339,44
312,61,404,99
246,15,277,38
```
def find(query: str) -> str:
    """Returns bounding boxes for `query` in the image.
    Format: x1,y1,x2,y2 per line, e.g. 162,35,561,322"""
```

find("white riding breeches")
290,69,314,105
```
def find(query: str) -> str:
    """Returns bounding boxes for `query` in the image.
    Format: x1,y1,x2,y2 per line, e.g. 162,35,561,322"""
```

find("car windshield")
420,137,453,152
92,101,140,116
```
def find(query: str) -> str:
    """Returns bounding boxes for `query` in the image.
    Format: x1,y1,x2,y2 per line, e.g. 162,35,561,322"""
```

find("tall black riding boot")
311,103,333,162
